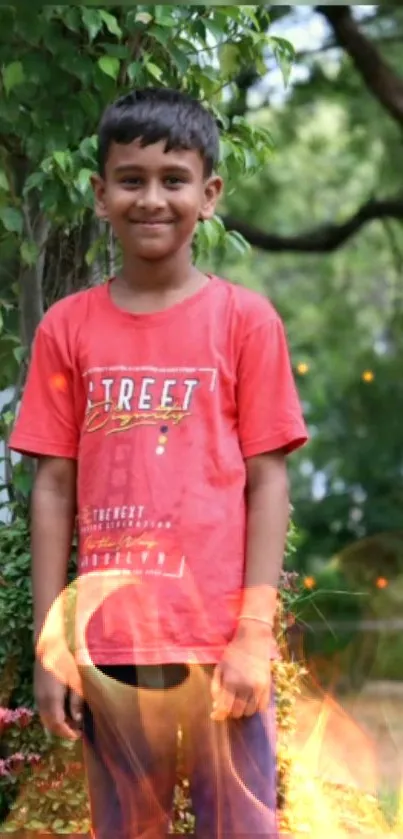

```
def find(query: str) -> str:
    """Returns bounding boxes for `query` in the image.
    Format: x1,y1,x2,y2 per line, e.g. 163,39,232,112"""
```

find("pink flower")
27,753,41,765
0,759,10,778
0,706,34,732
8,752,25,766
0,708,13,731
13,708,34,728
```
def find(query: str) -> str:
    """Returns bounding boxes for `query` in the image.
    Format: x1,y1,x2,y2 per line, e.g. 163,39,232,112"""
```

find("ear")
199,175,223,221
91,174,109,220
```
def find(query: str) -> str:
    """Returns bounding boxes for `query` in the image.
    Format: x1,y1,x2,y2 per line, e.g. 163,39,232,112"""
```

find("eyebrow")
113,163,193,175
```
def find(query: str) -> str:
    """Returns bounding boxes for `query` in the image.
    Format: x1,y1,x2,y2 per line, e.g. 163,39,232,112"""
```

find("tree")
223,5,403,254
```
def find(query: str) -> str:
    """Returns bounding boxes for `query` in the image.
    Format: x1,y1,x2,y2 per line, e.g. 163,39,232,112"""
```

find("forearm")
240,453,289,626
31,461,76,646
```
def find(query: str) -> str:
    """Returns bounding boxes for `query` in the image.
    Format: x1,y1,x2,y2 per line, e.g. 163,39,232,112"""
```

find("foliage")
221,7,403,597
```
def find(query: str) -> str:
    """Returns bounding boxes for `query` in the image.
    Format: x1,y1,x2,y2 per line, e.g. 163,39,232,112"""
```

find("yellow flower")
297,362,309,375
362,370,374,383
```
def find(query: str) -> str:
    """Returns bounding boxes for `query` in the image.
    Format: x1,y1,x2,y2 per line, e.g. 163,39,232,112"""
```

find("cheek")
105,188,134,219
173,190,203,224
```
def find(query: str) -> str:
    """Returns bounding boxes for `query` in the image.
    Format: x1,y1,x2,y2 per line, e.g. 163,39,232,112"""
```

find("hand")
210,621,272,721
34,658,82,741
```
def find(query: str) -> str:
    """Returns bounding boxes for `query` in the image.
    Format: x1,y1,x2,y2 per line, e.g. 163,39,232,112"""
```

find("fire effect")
3,574,403,838
280,684,403,837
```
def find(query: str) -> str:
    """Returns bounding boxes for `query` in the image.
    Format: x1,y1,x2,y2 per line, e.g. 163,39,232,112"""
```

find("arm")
32,456,76,645
32,457,81,740
211,450,289,721
240,450,289,625
211,302,307,721
9,315,83,739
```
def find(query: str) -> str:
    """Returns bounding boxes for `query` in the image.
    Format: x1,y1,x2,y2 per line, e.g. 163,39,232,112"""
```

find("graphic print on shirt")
79,365,218,581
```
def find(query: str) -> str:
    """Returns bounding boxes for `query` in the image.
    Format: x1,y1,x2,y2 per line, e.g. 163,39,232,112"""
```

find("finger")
211,664,222,701
40,709,79,741
210,687,235,722
256,686,271,713
242,693,259,717
229,694,249,719
69,690,83,728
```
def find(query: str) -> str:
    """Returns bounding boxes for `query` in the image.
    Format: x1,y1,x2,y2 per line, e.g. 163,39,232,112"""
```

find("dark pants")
81,664,278,839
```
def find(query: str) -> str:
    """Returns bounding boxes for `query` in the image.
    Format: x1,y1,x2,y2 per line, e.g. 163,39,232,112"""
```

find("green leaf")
85,234,105,267
2,411,14,428
23,171,44,193
0,170,9,191
167,43,189,75
13,346,27,364
20,240,40,267
225,229,250,257
0,207,23,234
148,24,171,46
79,135,98,159
82,8,103,41
219,44,239,77
204,18,226,40
98,55,120,80
135,11,153,26
127,62,141,84
270,36,295,86
99,10,122,37
145,61,163,81
2,61,25,94
53,150,70,172
64,7,81,32
76,168,93,194
154,7,177,27
97,43,130,59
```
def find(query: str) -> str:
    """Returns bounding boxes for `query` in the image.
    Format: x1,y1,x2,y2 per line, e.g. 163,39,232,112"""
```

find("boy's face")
92,139,222,262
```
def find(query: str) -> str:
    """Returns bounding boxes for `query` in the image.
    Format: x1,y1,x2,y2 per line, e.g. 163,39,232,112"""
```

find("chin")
133,244,177,261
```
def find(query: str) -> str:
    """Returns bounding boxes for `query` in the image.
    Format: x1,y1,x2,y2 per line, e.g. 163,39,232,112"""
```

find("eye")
121,177,142,187
164,175,186,188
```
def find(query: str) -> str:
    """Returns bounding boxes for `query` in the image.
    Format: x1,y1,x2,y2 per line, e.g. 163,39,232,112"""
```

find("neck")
120,244,195,292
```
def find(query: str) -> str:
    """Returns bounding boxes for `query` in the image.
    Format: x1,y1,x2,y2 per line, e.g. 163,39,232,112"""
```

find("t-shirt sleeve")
9,323,79,459
237,311,308,458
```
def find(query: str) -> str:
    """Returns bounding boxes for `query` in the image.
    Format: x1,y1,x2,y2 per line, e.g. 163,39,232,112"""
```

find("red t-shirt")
10,276,308,666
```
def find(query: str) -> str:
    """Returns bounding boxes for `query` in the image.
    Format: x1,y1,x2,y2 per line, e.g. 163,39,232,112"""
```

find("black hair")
97,87,220,178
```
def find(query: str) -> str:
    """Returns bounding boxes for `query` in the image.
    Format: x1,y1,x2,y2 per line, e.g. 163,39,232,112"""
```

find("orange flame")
284,677,403,837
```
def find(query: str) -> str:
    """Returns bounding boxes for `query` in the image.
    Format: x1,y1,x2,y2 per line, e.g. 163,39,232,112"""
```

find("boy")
10,88,308,839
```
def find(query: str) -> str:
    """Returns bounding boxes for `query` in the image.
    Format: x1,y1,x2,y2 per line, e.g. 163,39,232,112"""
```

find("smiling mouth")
130,220,174,225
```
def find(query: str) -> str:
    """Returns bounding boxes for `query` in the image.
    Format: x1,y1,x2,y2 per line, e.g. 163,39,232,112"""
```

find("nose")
136,179,166,211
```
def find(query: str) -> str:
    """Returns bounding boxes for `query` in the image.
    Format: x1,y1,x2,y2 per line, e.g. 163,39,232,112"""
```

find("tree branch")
316,5,403,127
223,195,403,253
295,32,403,63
